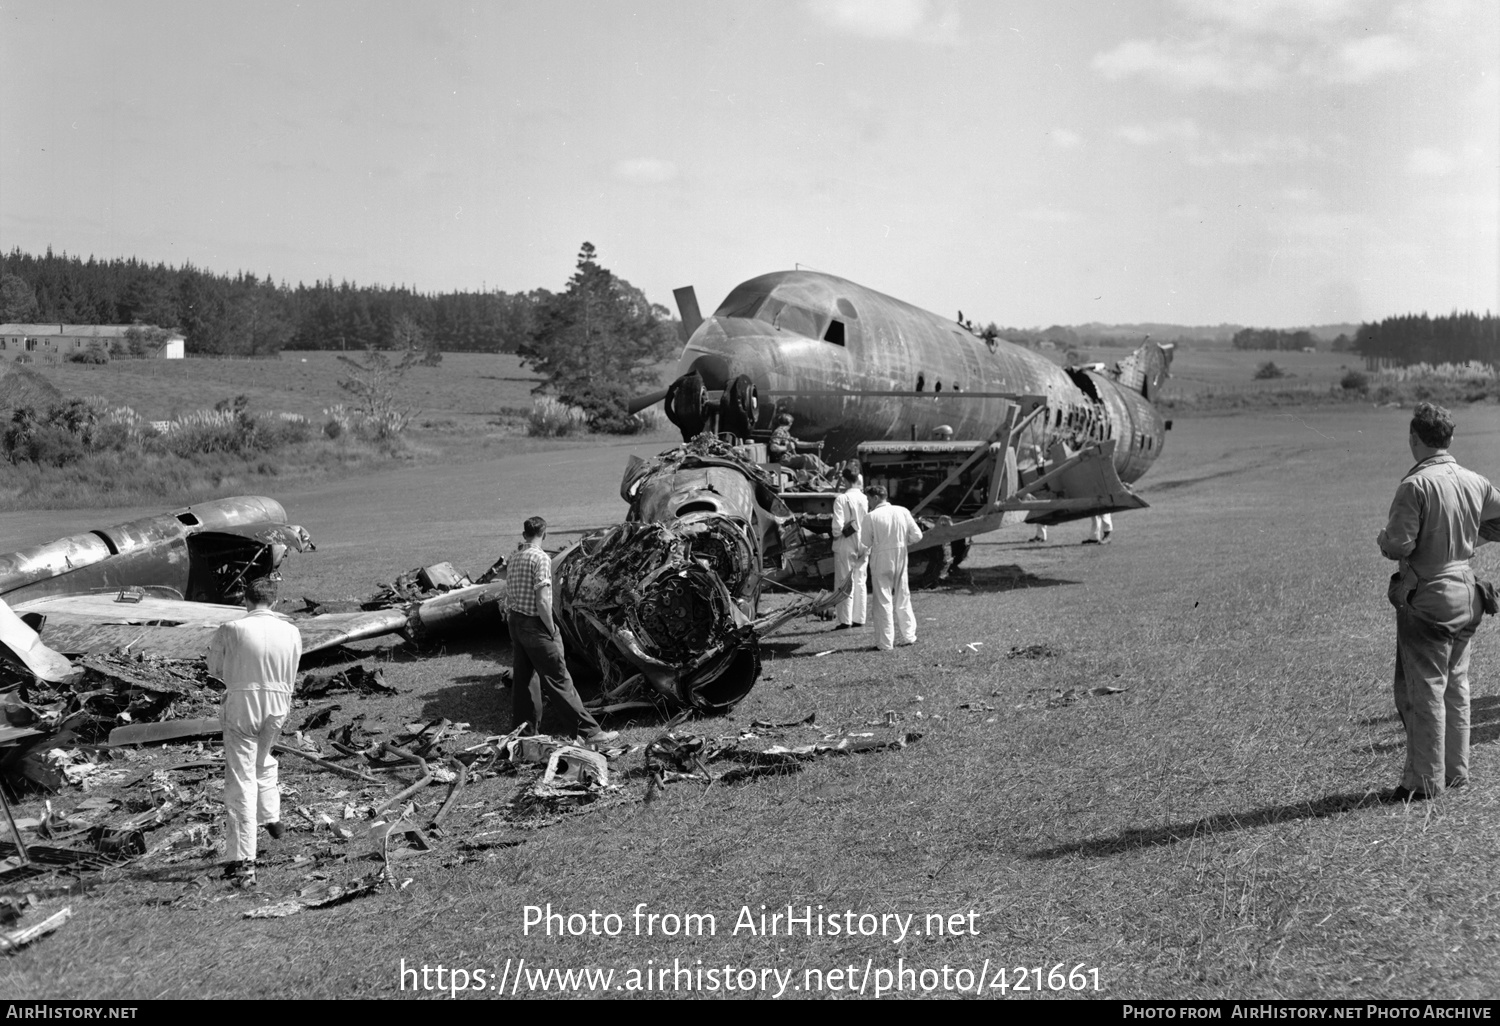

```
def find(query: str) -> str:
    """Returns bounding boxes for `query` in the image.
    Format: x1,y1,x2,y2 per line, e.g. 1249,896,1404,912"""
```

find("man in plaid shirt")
505,516,616,743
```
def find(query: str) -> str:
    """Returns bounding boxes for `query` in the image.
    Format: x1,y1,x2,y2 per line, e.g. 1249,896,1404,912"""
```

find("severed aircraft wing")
11,593,417,663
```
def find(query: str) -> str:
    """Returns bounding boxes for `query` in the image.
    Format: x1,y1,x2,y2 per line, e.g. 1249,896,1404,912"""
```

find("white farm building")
0,324,186,363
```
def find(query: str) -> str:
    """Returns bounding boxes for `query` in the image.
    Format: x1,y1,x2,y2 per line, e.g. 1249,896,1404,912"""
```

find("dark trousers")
1393,605,1478,795
508,611,600,737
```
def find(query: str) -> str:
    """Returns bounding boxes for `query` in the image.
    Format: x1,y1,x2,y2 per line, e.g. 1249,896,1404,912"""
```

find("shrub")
527,397,588,437
67,344,110,365
567,383,645,434
634,406,666,433
151,402,312,458
1254,361,1287,380
322,404,353,439
1340,370,1370,392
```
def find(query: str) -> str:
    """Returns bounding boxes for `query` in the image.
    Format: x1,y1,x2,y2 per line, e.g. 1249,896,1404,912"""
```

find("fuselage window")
916,373,925,391
934,381,943,392
823,319,845,346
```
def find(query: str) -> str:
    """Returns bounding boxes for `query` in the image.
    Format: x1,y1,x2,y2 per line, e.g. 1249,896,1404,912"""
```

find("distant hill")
1065,322,1359,345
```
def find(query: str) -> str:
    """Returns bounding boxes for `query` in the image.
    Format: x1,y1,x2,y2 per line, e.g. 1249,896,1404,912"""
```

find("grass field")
1157,347,1360,399
2,401,1499,1000
0,353,681,511
37,351,546,427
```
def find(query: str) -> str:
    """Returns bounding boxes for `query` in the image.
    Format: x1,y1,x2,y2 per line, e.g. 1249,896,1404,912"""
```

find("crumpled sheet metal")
0,907,71,953
0,597,72,683
531,746,609,799
242,871,389,919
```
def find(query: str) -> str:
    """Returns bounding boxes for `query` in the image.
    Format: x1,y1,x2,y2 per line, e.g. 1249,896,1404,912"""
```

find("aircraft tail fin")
1113,341,1175,401
673,286,703,338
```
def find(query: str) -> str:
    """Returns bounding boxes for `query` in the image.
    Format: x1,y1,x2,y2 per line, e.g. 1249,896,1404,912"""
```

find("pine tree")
518,242,676,431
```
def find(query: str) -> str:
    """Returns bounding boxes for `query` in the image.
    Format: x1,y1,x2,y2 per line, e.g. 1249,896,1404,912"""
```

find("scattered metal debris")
243,870,390,919
1007,643,1061,660
298,665,396,698
1014,684,1128,710
0,907,71,953
646,719,921,789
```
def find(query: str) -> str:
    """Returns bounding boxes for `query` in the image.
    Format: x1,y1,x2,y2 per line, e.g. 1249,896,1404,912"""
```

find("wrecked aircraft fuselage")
0,496,311,608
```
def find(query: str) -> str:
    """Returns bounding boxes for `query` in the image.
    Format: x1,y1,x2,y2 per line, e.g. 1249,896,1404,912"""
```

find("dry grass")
1,406,1499,1000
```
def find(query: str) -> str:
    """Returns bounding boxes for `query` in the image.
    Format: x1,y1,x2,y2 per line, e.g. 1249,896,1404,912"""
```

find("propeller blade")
673,286,703,338
627,388,669,414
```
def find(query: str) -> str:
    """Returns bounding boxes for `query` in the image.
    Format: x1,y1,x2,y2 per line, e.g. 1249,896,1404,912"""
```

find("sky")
1,0,1495,328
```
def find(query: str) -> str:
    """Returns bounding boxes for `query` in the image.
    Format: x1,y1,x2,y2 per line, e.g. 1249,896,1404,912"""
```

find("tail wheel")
907,547,947,590
721,374,759,439
665,372,707,440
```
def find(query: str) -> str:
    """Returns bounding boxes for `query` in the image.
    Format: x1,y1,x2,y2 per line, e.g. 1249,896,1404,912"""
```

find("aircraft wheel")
907,547,947,590
721,374,758,438
665,372,707,440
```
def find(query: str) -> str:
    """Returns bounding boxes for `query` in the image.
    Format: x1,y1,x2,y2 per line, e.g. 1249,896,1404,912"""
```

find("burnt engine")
553,521,759,715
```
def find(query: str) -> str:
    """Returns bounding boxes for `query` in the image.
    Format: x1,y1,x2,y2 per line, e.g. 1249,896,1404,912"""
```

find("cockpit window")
715,282,772,320
713,281,845,343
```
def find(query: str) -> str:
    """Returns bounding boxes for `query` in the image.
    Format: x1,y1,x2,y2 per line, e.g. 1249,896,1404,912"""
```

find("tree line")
0,247,555,356
1353,312,1498,368
2,243,681,433
1232,327,1323,352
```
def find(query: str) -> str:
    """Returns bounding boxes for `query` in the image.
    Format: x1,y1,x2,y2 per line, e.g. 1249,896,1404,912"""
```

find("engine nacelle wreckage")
552,522,761,716
545,436,842,717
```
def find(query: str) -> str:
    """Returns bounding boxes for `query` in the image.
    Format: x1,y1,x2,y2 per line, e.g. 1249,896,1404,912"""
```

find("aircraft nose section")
667,320,771,439
681,350,733,391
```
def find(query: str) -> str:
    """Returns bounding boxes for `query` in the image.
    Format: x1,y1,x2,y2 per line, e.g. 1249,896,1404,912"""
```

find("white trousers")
870,549,916,650
833,541,868,626
221,687,290,863
1090,514,1113,541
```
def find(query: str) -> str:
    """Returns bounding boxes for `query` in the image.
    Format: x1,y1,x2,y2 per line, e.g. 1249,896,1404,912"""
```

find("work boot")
263,821,286,840
584,729,620,744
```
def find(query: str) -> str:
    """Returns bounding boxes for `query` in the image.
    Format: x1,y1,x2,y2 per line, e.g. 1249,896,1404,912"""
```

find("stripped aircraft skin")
659,270,1173,499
